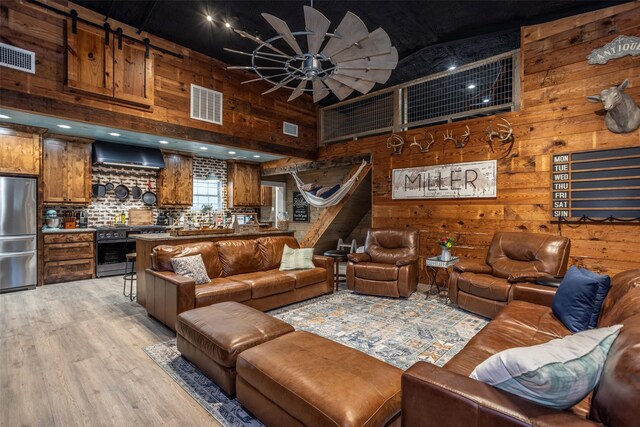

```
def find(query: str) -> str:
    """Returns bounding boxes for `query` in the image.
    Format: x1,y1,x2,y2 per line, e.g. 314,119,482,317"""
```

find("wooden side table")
425,256,459,299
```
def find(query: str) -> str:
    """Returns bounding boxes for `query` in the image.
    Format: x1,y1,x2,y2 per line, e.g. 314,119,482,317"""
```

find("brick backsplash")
46,156,257,227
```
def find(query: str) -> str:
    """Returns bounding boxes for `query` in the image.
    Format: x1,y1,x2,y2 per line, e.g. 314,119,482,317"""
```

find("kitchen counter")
130,229,293,242
42,228,96,233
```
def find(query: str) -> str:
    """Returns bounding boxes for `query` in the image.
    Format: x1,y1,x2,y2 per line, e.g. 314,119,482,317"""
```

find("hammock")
290,160,368,208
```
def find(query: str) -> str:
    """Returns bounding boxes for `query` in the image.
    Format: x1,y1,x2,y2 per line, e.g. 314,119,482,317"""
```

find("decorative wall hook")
485,118,515,158
386,134,405,155
409,133,435,153
443,125,471,148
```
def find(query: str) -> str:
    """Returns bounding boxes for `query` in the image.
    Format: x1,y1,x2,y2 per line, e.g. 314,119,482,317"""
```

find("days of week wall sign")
551,146,640,219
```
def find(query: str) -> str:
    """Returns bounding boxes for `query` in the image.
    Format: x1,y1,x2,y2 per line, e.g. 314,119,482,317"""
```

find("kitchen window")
192,179,222,211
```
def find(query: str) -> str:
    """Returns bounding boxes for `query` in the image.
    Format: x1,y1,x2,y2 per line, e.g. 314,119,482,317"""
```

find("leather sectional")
144,236,334,330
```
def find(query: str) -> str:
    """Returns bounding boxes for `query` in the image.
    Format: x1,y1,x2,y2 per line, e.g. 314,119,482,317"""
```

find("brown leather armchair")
449,232,571,318
347,228,419,298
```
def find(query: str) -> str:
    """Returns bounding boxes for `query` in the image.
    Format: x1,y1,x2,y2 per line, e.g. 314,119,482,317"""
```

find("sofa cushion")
233,271,296,299
195,279,251,308
282,267,327,289
217,239,263,276
552,266,608,333
456,272,512,302
470,325,622,411
354,262,398,281
256,236,300,270
279,245,315,271
153,242,222,278
171,254,210,285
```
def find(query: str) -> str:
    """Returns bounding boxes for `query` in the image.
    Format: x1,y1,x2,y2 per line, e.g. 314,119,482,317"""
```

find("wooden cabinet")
227,160,261,207
261,185,273,206
43,232,95,284
0,128,41,175
66,21,153,107
42,138,91,204
158,152,193,206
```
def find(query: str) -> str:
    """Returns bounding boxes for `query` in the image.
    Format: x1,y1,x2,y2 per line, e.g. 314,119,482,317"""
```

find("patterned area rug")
144,291,487,427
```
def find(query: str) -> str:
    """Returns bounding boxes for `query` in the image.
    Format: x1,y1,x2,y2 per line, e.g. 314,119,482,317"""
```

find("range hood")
92,141,165,169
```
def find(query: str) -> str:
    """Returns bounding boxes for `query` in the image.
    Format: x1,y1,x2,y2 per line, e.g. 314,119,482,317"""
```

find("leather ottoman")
237,331,402,427
175,301,294,395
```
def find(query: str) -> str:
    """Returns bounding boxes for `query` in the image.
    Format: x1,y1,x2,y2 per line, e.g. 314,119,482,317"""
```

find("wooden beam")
300,163,372,248
0,89,318,160
262,153,371,176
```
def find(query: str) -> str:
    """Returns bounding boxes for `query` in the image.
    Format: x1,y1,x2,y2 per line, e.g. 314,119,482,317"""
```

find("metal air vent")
0,43,36,74
283,121,299,137
190,84,223,125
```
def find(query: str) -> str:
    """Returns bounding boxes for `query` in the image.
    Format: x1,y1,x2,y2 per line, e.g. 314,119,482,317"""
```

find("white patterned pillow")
170,254,210,285
470,324,622,410
279,244,314,271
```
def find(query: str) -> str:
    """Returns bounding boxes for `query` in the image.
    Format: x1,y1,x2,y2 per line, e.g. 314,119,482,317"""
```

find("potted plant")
438,236,455,261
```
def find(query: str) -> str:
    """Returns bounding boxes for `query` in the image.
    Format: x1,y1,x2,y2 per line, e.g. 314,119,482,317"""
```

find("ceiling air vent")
190,84,222,125
0,43,36,74
283,121,299,137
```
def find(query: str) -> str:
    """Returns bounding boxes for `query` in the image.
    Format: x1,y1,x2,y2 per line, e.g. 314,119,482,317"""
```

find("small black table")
323,249,349,292
425,256,459,298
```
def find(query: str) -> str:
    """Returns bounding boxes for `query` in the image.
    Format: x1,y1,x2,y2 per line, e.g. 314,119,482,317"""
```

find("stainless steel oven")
95,226,165,277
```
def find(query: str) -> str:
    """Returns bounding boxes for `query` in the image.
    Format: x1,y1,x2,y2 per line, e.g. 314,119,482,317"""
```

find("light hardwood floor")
0,277,221,426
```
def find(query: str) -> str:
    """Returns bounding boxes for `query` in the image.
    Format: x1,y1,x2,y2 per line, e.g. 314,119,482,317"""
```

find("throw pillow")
170,254,211,285
316,184,341,199
470,324,622,411
279,244,315,271
300,182,320,192
552,266,611,332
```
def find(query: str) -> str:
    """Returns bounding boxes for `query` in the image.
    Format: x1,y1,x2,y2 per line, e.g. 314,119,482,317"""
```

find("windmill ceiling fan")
225,5,398,103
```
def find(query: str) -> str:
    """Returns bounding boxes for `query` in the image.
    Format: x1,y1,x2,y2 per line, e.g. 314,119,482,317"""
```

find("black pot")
92,179,106,198
114,181,129,201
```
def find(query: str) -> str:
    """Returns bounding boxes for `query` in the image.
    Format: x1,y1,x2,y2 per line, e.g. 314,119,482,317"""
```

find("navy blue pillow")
552,266,610,333
317,184,341,199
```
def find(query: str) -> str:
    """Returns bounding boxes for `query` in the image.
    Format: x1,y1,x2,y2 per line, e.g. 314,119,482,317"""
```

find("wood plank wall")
0,0,317,158
315,2,640,277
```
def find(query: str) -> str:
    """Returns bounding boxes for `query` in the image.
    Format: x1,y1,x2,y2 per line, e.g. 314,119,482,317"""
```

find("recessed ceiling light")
206,15,213,22
0,114,10,119
448,66,456,71
57,124,71,129
228,151,236,155
200,146,208,150
109,132,120,136
253,154,261,158
225,22,231,28
467,84,476,89
158,140,169,144
482,98,490,103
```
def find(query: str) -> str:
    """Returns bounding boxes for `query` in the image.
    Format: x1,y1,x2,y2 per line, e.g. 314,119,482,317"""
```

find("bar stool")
123,252,137,301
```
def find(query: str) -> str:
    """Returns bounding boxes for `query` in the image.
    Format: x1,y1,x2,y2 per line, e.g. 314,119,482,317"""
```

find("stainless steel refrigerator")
0,176,37,292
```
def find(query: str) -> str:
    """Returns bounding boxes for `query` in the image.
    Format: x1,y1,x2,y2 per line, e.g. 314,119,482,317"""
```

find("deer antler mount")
443,125,471,148
485,118,515,158
409,133,436,153
386,134,405,156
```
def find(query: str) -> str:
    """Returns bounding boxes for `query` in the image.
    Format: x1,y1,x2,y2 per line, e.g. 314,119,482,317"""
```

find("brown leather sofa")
449,232,571,318
346,228,419,298
145,236,333,330
403,269,640,427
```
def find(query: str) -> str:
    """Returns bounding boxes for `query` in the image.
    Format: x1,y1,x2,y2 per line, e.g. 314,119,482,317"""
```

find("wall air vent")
283,121,299,137
0,43,36,74
191,84,223,125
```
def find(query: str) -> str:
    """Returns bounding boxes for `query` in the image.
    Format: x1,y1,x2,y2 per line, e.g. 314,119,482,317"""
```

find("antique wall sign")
292,191,310,222
392,160,497,199
587,35,640,64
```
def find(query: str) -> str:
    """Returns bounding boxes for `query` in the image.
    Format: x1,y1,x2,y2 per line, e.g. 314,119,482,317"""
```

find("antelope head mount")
587,79,640,134
443,125,471,148
485,118,515,158
409,132,436,153
386,133,405,156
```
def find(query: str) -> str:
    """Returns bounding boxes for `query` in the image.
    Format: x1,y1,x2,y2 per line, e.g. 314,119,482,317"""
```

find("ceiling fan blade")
338,48,398,70
312,79,330,102
233,28,288,56
262,13,304,55
331,74,376,94
331,28,392,63
321,12,369,58
323,78,354,101
335,68,392,84
288,79,308,102
261,75,297,94
303,6,331,55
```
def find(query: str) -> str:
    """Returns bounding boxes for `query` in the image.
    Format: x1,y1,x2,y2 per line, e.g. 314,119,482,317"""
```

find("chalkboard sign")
551,146,640,219
292,191,309,222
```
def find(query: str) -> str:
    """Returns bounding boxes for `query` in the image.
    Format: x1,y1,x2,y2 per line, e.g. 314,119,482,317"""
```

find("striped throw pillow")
279,244,314,271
